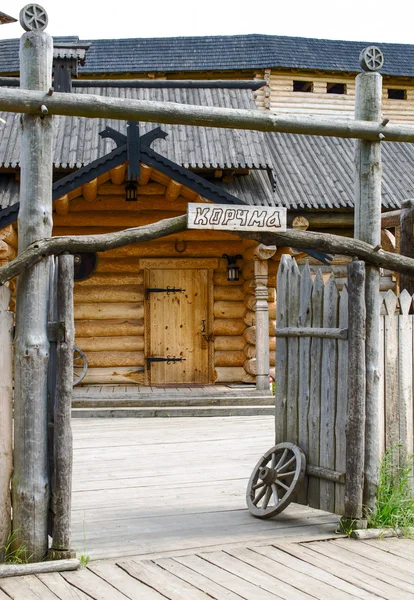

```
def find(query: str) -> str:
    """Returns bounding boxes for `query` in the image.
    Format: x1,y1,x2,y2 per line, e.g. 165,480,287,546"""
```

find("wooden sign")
187,203,287,232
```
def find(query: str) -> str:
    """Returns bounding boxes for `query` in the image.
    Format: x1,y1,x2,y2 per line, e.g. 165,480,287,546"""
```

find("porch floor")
71,416,337,561
72,385,275,417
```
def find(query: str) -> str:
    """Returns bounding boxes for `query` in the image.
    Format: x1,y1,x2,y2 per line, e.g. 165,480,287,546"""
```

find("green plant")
77,512,90,568
1,530,32,564
337,517,357,536
366,447,414,534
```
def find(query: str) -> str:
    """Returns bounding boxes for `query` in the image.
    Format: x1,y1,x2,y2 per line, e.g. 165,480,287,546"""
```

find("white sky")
1,0,414,44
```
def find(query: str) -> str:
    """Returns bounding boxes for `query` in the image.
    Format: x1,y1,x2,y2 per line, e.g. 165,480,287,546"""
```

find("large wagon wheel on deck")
246,443,306,518
73,346,87,386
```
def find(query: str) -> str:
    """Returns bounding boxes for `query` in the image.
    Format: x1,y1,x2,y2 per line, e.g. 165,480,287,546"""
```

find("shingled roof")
0,34,413,77
0,85,272,172
267,133,412,210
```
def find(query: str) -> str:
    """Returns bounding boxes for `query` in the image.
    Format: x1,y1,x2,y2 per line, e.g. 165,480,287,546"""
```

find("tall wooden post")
399,199,414,294
354,46,383,511
0,285,13,562
344,260,366,522
50,255,75,559
254,245,276,391
12,7,53,561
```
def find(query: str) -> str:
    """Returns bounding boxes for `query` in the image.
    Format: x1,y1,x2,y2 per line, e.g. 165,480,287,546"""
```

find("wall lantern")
222,254,243,282
125,180,138,201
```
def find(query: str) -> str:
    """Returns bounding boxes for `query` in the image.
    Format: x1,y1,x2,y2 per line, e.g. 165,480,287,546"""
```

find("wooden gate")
275,254,414,516
275,254,349,514
146,267,212,385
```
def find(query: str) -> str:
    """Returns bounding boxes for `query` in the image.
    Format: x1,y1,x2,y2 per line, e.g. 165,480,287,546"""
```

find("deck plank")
118,559,212,600
154,557,245,599
61,569,132,600
0,575,61,599
173,554,281,599
37,573,93,599
303,540,414,595
88,563,165,599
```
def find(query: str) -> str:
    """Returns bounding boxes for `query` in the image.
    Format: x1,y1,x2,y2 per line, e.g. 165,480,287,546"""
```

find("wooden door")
147,269,210,384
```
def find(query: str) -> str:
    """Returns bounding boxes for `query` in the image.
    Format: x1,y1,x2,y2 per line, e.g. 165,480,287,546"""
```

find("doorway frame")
141,258,218,386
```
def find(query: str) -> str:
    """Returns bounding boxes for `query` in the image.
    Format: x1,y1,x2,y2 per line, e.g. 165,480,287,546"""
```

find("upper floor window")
387,89,407,100
293,80,313,92
327,82,346,95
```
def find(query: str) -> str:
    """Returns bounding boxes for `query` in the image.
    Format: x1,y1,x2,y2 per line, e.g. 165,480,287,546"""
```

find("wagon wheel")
246,442,306,519
73,346,88,386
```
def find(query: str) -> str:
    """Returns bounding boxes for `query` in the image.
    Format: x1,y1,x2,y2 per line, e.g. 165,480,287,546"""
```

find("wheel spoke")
253,480,265,491
278,455,296,472
262,487,272,509
276,479,290,492
253,485,267,506
271,483,279,505
277,470,296,478
271,453,277,468
274,449,288,470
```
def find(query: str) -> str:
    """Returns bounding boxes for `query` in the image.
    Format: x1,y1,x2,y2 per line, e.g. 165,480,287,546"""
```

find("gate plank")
397,290,413,476
383,291,399,467
275,255,291,444
286,259,300,444
298,264,312,505
319,275,339,513
307,271,324,509
335,284,348,515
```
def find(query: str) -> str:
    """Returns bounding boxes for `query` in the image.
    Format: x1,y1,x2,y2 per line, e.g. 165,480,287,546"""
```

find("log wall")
51,173,282,386
254,70,414,124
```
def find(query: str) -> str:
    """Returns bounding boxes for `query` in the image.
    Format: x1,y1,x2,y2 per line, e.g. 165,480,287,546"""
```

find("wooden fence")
275,254,414,516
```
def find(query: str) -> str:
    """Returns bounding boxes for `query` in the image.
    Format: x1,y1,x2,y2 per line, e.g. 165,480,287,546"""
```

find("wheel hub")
258,466,277,485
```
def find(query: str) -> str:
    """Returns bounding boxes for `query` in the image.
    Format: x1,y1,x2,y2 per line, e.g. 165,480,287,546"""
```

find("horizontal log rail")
306,465,346,484
1,87,414,142
275,327,348,340
1,215,414,285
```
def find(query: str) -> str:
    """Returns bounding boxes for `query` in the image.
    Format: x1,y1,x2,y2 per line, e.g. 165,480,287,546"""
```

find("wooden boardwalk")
2,538,414,598
1,416,414,598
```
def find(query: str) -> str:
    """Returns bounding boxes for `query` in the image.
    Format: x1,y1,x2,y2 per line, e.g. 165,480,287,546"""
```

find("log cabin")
0,34,413,388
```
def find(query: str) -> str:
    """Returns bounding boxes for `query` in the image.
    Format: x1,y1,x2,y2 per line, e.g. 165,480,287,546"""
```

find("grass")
366,447,414,533
77,512,90,568
1,530,32,564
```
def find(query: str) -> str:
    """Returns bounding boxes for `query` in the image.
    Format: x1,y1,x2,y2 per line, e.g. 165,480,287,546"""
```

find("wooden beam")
354,71,382,512
54,194,69,216
344,260,366,520
2,86,414,141
82,178,98,202
110,164,126,185
138,164,151,186
4,216,414,285
13,28,53,563
50,255,75,559
381,209,401,229
165,180,182,202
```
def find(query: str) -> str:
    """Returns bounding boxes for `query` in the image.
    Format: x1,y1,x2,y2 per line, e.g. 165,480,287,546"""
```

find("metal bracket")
48,321,65,342
146,286,186,299
147,356,186,370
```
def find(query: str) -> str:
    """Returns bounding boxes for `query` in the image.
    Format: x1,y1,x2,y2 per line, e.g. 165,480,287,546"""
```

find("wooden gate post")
12,11,54,561
0,286,13,561
344,260,366,523
354,48,383,511
400,199,414,294
254,244,276,391
50,254,76,559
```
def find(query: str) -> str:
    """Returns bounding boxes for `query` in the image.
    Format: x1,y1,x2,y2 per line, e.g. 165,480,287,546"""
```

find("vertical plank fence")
275,254,414,514
0,285,13,561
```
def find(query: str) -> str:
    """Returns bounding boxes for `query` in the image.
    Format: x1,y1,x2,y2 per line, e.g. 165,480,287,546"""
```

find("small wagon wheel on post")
73,346,87,386
246,442,306,519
